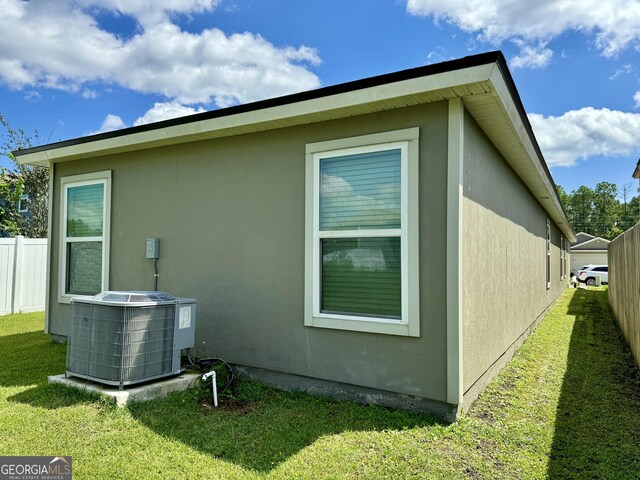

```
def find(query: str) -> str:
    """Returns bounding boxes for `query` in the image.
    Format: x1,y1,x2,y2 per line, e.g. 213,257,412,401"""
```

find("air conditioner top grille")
71,290,180,306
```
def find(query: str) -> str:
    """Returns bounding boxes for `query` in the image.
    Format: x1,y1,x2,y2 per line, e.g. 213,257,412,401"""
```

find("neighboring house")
570,232,610,272
14,51,575,419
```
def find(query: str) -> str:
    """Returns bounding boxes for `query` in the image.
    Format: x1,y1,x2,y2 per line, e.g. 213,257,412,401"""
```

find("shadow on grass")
0,315,440,474
548,288,640,478
8,382,106,409
0,327,102,409
128,381,442,473
1,317,440,472
0,330,66,387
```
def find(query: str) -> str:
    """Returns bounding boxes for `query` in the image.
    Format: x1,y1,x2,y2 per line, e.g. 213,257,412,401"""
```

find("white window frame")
305,128,420,337
18,193,28,213
58,171,111,304
560,235,564,279
546,219,551,290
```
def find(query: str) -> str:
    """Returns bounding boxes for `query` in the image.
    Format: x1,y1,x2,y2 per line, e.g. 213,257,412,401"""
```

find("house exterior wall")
461,111,567,398
47,102,451,405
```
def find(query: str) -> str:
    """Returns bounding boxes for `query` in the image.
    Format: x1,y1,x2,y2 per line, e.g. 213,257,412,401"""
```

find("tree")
619,183,637,232
557,181,640,240
567,186,595,235
556,185,571,215
592,181,620,238
0,114,49,238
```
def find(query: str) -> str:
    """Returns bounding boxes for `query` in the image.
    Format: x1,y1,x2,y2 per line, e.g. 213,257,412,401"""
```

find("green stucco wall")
461,112,567,394
48,102,450,403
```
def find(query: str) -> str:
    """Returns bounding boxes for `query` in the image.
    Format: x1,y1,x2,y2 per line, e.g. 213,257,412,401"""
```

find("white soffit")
464,65,575,241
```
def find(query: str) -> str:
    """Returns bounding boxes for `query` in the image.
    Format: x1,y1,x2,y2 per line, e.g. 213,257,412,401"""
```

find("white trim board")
446,97,464,408
44,163,54,333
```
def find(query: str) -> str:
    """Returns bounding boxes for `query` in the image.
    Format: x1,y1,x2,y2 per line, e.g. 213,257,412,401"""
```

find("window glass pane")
321,237,401,318
320,149,400,231
67,242,102,295
546,222,551,285
67,183,104,237
18,194,28,212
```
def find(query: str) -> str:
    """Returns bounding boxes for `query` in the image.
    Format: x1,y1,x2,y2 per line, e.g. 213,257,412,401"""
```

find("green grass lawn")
1,288,639,479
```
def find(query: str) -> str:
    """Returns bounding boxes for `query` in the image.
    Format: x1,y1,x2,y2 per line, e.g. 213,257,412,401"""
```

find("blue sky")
1,0,639,195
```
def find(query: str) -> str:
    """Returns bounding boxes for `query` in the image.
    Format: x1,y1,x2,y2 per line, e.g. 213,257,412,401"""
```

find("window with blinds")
305,128,420,336
319,148,402,318
320,149,401,231
66,183,104,295
60,172,111,301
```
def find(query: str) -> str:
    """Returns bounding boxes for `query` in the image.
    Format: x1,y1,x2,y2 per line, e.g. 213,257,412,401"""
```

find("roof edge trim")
14,51,503,158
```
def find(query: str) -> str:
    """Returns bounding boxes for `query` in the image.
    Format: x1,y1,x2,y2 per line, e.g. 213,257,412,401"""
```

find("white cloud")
610,64,633,80
634,91,640,108
87,100,208,135
0,0,321,107
23,90,40,102
81,89,98,99
118,23,321,105
426,50,446,64
510,40,553,69
91,114,127,134
529,107,640,167
406,0,640,60
133,101,206,126
74,0,219,28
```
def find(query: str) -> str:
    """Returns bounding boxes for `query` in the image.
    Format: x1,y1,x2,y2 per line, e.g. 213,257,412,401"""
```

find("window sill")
58,294,93,305
305,314,418,337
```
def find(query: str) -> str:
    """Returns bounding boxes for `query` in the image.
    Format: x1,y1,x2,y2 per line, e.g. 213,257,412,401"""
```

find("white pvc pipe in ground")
201,371,218,407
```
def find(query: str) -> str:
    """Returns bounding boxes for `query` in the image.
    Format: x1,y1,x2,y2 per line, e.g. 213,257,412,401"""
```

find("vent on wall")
66,291,196,388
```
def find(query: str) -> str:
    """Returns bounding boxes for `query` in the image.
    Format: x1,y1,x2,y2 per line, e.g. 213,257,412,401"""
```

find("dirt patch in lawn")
198,397,259,415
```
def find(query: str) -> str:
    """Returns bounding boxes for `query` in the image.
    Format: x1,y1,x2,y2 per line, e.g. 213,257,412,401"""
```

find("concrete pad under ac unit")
48,373,200,407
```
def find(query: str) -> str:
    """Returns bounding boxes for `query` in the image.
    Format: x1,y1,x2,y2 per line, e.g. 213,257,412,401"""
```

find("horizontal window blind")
67,183,104,237
320,149,401,231
321,237,401,318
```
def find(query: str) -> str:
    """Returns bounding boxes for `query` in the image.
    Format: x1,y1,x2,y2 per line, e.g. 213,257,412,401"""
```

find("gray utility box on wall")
66,291,196,388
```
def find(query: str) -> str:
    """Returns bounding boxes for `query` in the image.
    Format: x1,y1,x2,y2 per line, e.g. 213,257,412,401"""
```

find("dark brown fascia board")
14,51,504,157
633,159,640,179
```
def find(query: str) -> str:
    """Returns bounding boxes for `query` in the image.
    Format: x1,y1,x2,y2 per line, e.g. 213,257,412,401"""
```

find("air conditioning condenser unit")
66,291,196,388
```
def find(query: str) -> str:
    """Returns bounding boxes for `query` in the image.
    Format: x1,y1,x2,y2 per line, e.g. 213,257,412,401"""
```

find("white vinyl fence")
0,236,47,315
